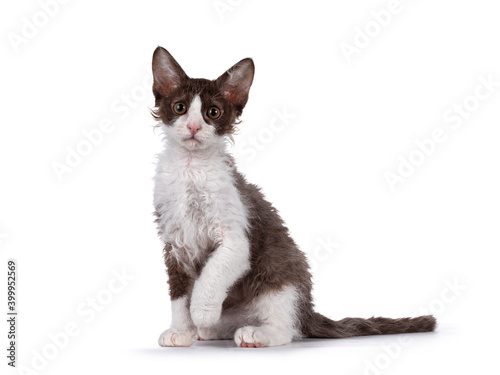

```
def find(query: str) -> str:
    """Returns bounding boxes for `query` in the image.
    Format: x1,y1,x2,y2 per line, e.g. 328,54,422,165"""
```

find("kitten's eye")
173,102,187,115
207,106,221,119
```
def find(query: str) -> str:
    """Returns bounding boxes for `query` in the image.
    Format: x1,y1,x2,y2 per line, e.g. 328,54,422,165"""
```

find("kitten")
151,47,436,348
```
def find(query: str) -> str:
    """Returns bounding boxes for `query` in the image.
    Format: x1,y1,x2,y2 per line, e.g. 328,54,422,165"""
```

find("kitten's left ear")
216,58,255,113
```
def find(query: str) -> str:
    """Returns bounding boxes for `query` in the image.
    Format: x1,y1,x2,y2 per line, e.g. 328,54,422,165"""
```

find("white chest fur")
154,145,248,274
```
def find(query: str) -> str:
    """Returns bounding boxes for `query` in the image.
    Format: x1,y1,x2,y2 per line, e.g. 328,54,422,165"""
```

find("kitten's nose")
187,123,201,135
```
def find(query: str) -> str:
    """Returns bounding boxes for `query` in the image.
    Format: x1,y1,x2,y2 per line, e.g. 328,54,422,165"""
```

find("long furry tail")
305,312,436,338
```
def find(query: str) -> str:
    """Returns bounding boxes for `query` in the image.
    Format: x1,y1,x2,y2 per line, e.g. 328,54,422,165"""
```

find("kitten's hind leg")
234,285,301,348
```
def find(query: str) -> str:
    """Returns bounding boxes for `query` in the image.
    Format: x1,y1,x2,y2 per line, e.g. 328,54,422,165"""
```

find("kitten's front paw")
190,303,222,328
158,328,196,347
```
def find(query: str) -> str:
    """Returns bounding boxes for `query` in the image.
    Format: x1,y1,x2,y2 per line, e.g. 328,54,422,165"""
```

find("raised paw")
234,326,269,348
190,304,222,328
158,328,196,347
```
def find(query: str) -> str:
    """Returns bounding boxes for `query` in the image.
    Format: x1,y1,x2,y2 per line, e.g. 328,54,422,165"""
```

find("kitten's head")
151,47,254,151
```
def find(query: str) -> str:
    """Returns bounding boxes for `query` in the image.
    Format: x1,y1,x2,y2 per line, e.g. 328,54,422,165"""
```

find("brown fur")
303,313,436,338
152,78,240,136
152,47,253,136
163,244,193,300
152,46,436,340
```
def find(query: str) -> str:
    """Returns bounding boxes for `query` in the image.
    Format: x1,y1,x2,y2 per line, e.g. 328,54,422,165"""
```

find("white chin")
183,138,203,149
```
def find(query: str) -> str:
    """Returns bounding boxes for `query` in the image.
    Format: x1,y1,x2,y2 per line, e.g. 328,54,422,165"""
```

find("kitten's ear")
216,58,254,112
152,47,188,98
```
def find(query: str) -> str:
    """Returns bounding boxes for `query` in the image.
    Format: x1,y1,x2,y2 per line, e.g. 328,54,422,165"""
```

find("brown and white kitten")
151,47,436,348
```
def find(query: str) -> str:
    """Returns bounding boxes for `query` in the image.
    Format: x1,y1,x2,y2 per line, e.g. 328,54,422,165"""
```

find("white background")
1,0,499,374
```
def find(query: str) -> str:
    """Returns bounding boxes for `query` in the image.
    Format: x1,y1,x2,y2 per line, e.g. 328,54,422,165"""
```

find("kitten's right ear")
152,47,188,99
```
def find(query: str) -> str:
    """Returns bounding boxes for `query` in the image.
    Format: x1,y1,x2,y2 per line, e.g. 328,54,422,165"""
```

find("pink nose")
187,123,201,135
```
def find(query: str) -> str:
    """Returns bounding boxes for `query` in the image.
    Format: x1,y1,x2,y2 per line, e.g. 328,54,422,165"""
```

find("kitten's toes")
234,326,268,348
158,328,196,347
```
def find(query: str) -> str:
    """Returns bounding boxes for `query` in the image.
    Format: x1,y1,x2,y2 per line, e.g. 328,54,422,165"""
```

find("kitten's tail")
304,312,436,338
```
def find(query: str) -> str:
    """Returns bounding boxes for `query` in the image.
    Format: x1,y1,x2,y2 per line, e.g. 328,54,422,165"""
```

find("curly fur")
151,46,436,348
